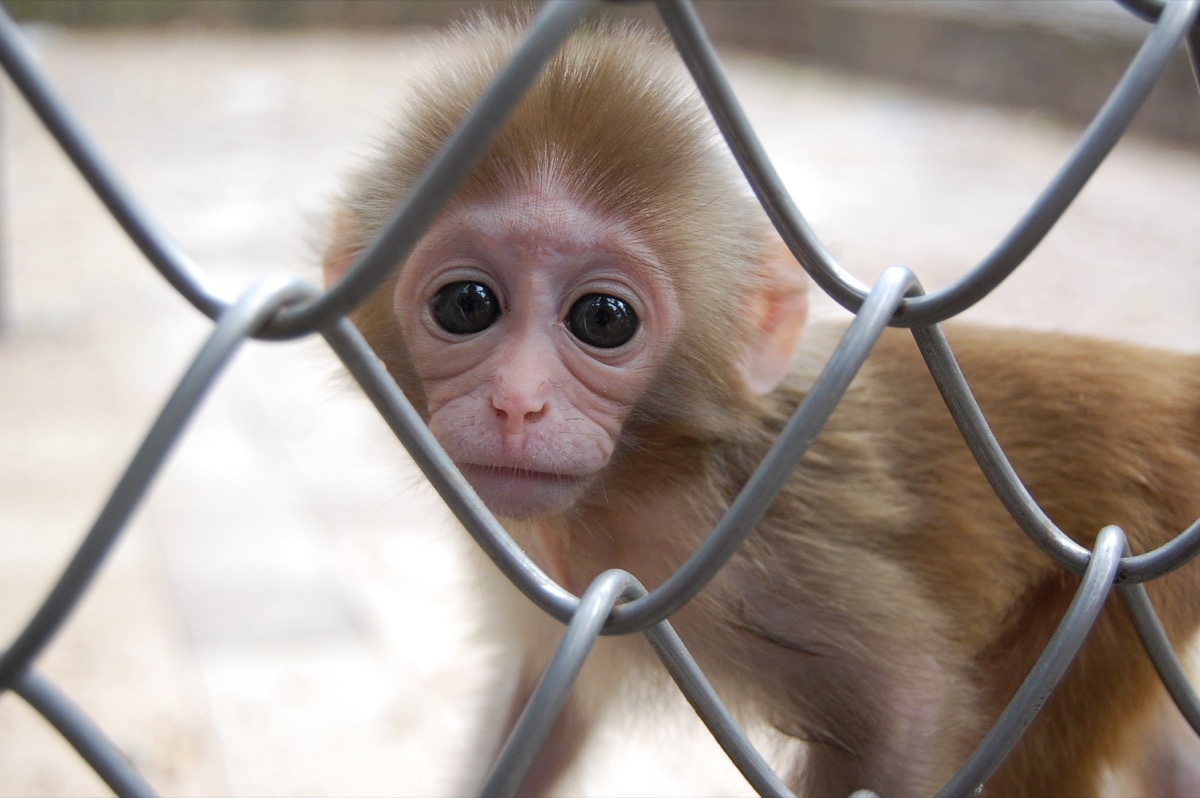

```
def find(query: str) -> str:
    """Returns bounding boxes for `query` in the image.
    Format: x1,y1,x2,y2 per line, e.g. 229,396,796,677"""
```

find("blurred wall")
5,0,1197,143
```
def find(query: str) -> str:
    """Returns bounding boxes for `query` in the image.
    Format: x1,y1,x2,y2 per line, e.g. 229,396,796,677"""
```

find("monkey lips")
456,463,596,520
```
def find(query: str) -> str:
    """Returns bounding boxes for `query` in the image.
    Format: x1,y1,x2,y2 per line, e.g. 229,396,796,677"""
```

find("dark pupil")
567,294,638,349
431,281,500,335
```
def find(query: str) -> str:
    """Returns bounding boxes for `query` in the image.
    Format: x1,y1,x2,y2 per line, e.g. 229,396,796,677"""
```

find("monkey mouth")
457,464,592,519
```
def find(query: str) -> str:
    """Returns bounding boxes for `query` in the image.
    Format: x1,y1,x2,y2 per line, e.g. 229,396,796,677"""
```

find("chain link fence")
1,0,1199,796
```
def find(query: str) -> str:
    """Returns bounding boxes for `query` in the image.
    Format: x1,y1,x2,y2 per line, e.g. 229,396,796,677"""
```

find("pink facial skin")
394,189,681,520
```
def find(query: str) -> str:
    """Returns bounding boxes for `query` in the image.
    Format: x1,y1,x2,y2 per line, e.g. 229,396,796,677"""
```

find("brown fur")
325,16,1200,797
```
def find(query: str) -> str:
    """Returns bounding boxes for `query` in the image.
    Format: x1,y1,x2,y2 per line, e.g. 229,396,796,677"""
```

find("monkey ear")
738,243,809,395
322,208,359,287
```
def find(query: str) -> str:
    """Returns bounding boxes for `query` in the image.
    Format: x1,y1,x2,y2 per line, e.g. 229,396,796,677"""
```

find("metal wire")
10,665,158,798
0,4,224,321
1,0,1198,796
270,0,595,338
934,526,1126,798
481,570,642,797
0,276,317,693
658,0,1200,327
607,265,919,633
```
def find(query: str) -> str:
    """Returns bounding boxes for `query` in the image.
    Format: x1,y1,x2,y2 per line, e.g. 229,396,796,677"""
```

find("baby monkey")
323,15,1200,798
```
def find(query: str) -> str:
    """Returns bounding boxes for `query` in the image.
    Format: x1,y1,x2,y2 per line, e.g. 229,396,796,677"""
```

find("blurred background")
1,1,1198,795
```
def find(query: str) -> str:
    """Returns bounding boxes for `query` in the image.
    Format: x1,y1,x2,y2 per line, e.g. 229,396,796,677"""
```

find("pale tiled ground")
1,21,1198,798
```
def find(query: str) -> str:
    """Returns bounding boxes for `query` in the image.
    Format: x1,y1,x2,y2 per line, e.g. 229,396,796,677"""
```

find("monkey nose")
491,396,548,435
489,364,550,434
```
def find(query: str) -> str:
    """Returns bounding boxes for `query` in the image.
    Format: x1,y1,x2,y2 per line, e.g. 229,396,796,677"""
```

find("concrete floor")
1,17,1198,798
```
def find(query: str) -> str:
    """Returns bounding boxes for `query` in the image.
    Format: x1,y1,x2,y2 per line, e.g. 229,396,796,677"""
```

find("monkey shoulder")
933,325,1200,466
783,320,1200,437
767,320,1200,553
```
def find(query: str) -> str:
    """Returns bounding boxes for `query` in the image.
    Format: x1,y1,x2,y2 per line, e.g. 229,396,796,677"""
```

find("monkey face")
393,189,682,520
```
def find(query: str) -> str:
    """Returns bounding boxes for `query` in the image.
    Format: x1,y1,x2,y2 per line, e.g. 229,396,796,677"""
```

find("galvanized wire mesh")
1,1,1199,796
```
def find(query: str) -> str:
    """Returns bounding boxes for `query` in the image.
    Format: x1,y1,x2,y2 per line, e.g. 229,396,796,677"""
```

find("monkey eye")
566,293,638,349
430,281,501,335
